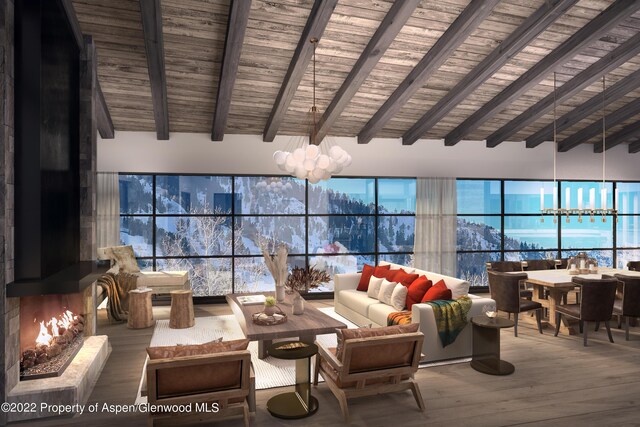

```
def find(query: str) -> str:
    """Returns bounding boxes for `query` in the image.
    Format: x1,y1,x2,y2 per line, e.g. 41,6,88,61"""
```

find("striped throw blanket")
387,296,472,348
96,272,138,322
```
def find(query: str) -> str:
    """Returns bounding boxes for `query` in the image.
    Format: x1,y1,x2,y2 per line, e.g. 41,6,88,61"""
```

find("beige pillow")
109,245,141,273
390,283,408,311
367,276,384,299
146,338,249,360
378,279,397,305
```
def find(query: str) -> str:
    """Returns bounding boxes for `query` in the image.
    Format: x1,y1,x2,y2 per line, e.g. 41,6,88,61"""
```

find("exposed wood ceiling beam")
526,68,640,148
211,0,252,141
357,0,500,145
629,139,640,154
140,0,169,140
313,0,420,143
443,1,640,147
263,0,337,142
401,0,577,146
558,98,640,152
96,80,114,139
486,31,640,148
594,121,640,153
60,0,84,51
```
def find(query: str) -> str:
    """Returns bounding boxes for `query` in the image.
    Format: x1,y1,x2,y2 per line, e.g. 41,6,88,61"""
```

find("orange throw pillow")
406,276,433,310
421,279,452,302
389,269,420,287
357,264,391,291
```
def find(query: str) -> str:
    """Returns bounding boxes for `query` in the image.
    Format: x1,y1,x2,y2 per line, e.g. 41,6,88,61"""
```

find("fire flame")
34,310,78,347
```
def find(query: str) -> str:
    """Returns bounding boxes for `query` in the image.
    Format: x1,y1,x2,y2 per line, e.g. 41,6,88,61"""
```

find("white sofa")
334,261,494,363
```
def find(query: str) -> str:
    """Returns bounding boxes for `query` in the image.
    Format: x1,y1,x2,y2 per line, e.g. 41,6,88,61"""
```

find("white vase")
275,285,286,304
264,305,276,316
292,292,305,315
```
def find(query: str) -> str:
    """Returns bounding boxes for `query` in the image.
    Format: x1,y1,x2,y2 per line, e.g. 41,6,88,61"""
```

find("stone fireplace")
19,292,89,380
4,268,109,422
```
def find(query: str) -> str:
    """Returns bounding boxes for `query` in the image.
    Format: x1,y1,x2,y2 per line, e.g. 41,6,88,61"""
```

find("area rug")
135,307,356,403
134,307,467,403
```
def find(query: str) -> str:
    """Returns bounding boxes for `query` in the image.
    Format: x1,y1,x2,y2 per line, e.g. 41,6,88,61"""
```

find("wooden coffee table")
226,292,347,359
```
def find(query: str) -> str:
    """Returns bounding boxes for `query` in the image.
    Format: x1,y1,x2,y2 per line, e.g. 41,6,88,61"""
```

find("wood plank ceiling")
72,0,640,152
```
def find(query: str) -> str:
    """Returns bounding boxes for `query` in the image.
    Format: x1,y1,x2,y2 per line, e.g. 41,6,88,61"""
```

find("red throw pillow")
406,276,433,310
389,269,420,287
357,264,391,291
357,264,375,291
421,279,452,302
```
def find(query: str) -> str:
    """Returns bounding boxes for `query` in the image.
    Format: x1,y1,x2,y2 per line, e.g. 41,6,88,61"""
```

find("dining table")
508,267,640,335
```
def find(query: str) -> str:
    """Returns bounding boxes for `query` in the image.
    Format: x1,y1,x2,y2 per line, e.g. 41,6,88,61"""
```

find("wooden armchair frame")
146,350,252,427
313,332,425,422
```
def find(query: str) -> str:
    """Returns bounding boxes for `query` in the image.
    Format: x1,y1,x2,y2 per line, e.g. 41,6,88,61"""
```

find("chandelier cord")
602,75,606,188
553,72,557,188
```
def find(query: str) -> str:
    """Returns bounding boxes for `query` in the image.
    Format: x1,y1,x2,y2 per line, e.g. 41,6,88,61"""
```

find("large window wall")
457,179,640,287
119,175,415,297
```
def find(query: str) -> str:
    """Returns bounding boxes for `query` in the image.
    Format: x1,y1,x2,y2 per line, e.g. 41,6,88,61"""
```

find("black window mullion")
121,174,418,298
152,174,157,271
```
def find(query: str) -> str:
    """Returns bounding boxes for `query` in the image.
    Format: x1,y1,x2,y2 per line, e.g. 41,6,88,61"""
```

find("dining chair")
627,261,640,271
554,277,617,346
610,274,640,341
487,271,543,337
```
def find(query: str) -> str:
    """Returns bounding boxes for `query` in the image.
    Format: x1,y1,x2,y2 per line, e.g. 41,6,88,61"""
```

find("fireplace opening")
19,294,86,380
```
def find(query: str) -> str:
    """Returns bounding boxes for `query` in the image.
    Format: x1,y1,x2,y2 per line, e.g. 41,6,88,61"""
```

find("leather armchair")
313,331,425,422
488,271,543,336
146,350,253,427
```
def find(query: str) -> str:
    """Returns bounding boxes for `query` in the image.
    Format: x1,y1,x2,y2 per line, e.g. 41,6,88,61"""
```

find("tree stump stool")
128,288,154,329
170,290,195,329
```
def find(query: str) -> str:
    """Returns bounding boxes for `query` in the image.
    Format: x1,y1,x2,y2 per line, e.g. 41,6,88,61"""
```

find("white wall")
98,132,640,181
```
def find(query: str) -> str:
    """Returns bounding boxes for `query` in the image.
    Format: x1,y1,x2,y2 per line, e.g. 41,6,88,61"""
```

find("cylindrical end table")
127,288,154,329
169,289,195,329
266,341,319,419
470,316,515,375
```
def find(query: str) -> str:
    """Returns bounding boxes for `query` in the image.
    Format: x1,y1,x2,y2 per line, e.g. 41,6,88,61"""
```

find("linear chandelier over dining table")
540,74,618,224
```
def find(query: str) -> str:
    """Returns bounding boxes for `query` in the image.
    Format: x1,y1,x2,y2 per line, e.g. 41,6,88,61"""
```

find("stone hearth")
7,336,109,422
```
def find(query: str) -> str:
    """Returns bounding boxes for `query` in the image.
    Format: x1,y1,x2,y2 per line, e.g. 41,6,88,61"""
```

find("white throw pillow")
390,283,408,311
378,279,397,305
367,276,385,299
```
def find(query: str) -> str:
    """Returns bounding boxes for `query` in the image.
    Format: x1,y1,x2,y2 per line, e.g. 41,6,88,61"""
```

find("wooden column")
169,290,195,329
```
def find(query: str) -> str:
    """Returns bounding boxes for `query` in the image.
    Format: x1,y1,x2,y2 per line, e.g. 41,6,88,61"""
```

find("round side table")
266,341,319,419
470,316,515,376
127,288,154,329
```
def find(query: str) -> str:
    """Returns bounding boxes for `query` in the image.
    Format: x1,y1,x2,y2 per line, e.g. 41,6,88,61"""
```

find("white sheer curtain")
97,172,120,250
413,178,457,277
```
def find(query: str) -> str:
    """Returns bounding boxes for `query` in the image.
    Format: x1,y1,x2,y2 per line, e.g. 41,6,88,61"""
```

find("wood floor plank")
21,296,640,426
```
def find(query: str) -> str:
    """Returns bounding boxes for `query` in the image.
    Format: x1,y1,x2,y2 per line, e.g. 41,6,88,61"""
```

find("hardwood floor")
15,297,640,426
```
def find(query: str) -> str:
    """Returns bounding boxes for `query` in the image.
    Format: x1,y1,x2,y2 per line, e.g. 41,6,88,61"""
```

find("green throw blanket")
387,296,472,348
426,296,472,348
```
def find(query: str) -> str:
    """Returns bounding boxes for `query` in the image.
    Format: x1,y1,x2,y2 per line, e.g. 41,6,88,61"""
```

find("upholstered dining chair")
487,271,543,336
610,274,640,341
627,261,640,271
522,259,554,271
486,261,523,272
554,277,618,346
